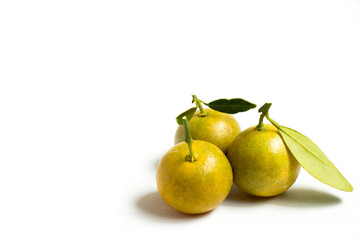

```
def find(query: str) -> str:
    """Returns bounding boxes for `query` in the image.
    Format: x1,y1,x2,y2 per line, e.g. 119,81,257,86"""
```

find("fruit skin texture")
174,108,241,154
227,124,300,197
156,140,233,214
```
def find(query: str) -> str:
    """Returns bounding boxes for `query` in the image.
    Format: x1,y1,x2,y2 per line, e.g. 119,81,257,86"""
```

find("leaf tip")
344,183,353,192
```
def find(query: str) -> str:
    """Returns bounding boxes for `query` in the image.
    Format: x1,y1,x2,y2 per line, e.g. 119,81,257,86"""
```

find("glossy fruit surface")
174,108,241,154
156,140,233,214
227,124,300,197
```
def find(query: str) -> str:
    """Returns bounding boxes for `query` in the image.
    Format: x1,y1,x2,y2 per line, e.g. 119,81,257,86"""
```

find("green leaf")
277,125,353,192
205,98,256,114
176,107,197,125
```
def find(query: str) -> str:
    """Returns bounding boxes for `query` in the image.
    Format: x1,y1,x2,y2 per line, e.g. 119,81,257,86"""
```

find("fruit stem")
182,116,197,162
256,102,273,131
192,95,207,117
256,113,266,131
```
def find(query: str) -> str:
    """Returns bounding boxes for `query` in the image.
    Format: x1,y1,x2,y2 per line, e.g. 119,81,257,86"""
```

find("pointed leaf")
206,98,256,114
278,125,353,192
176,107,197,125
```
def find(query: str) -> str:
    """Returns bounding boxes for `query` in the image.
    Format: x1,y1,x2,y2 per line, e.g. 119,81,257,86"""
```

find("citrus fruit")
174,108,241,154
156,140,233,214
227,124,300,197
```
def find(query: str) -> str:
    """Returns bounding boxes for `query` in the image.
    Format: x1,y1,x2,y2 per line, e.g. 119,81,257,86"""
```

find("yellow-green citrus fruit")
227,124,300,197
156,140,233,214
174,108,241,154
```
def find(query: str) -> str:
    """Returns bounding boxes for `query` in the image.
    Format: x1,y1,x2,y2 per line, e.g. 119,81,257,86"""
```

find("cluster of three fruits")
156,108,299,214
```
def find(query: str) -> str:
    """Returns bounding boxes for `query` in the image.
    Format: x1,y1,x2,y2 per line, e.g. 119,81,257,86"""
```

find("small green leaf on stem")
205,98,257,114
176,107,197,125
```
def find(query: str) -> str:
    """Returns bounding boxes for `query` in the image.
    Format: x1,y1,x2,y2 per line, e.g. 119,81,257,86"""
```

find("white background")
1,0,360,239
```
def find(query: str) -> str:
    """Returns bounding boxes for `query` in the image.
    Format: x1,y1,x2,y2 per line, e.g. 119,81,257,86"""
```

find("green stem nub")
256,103,272,131
192,94,207,117
182,116,197,162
